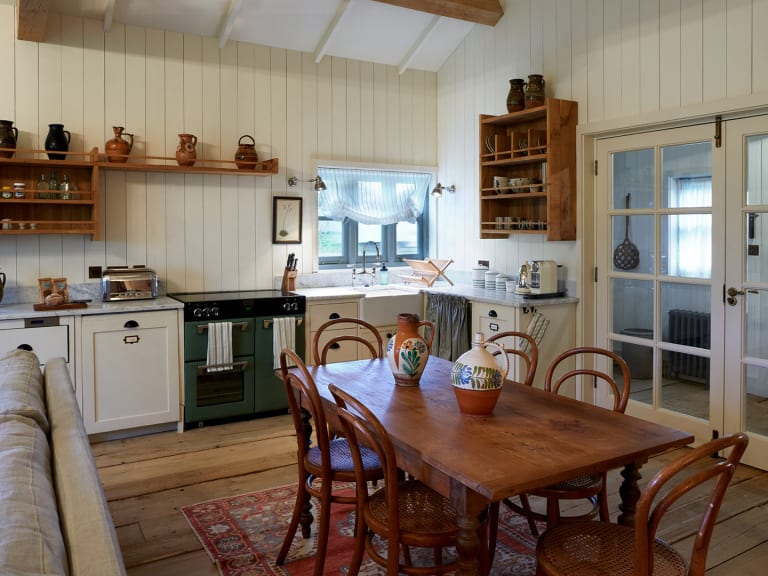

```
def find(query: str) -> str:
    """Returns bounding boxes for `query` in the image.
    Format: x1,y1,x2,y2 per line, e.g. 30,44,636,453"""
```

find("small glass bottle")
37,173,50,199
59,174,71,200
49,170,59,199
379,264,389,285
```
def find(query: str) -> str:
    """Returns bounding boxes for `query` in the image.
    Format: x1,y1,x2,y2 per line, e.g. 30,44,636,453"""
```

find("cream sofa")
0,349,126,575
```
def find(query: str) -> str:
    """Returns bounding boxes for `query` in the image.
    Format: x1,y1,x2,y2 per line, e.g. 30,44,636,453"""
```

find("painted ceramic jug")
450,332,509,415
176,133,197,167
105,126,133,162
0,120,18,158
386,313,434,386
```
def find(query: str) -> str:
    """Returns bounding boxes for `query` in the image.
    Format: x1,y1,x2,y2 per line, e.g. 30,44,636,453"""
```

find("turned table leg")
617,461,643,526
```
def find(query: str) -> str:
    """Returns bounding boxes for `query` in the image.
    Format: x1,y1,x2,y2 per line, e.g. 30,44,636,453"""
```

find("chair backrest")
544,346,631,413
634,432,749,576
486,330,539,386
279,348,334,471
329,383,403,569
312,318,384,365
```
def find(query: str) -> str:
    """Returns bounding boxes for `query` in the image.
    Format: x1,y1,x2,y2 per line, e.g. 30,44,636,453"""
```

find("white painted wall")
0,8,437,293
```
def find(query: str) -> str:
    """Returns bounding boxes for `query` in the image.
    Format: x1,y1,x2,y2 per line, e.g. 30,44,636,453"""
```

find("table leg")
452,483,488,576
298,406,314,539
617,461,643,526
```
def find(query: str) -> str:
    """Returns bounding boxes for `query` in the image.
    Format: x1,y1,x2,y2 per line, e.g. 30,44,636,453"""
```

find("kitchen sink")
354,285,423,326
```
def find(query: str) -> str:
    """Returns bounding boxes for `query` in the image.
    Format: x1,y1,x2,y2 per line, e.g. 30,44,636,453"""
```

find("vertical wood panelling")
359,62,374,161
586,0,605,122
331,57,347,160
620,0,640,116
639,0,660,112
218,43,238,290
602,1,621,119
373,63,387,161
726,0,752,98
659,0,682,110
266,48,287,286
346,60,361,162
386,66,400,162
754,0,768,93
702,0,727,102
0,5,14,118
570,0,588,123
301,53,318,272
680,0,703,106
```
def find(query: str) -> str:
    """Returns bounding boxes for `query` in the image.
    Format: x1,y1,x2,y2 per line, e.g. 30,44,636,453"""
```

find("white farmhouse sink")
354,286,423,327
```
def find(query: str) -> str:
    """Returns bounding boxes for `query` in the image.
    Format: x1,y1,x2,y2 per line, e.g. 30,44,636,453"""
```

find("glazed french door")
595,118,768,470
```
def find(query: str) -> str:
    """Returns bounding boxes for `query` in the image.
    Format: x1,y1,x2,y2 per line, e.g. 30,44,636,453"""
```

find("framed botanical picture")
272,196,302,244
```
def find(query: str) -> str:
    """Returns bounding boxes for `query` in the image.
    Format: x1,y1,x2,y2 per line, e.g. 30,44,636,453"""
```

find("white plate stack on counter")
472,266,488,288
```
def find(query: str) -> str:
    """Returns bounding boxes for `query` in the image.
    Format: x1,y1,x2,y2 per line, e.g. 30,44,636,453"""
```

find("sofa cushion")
0,413,69,575
45,358,127,576
0,349,49,433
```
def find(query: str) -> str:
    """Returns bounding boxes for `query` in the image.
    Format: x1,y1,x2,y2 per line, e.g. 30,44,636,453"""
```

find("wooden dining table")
297,355,694,576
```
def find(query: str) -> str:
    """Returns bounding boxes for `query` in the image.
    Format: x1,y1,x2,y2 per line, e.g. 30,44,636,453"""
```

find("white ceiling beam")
218,0,243,49
103,0,115,33
314,0,352,64
398,15,440,75
373,0,503,26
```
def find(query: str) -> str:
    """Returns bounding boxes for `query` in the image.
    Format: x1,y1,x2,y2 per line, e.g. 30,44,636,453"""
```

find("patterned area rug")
182,483,540,576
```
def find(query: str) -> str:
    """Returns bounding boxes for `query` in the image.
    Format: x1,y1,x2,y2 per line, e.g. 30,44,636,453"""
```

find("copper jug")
506,79,526,113
524,74,545,108
234,134,258,169
105,126,134,163
0,120,18,158
176,133,197,167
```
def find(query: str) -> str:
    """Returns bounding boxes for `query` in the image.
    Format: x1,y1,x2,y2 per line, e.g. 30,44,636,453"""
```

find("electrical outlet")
88,266,102,279
478,259,489,268
748,245,760,256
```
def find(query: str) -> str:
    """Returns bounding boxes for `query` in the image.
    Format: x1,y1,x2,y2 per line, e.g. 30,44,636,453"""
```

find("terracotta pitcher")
234,134,258,169
105,126,133,162
450,332,509,415
176,133,197,167
0,120,18,158
386,313,434,386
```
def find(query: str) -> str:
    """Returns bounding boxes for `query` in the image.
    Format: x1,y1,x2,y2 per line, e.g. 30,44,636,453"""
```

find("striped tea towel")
206,321,233,372
273,316,296,369
520,312,550,354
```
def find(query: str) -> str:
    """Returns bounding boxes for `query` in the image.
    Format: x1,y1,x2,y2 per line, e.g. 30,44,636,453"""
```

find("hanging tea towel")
206,321,233,372
520,312,550,354
273,316,296,369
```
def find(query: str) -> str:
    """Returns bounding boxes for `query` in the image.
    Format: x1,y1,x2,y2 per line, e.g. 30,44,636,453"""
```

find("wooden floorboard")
94,414,768,574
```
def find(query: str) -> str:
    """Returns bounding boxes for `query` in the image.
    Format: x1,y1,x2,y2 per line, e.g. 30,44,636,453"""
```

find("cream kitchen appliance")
101,266,158,301
530,260,558,295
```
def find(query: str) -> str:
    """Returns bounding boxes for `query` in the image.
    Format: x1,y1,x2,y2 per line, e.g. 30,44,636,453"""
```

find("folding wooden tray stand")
401,258,454,287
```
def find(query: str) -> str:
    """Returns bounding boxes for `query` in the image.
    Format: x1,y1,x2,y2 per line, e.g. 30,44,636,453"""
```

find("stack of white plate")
472,266,487,288
484,271,499,290
496,275,510,291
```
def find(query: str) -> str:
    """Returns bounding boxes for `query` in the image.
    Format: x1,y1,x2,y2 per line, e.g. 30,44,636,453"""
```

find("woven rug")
181,483,540,576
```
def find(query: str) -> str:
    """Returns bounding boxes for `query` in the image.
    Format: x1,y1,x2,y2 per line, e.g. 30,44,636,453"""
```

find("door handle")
727,287,745,306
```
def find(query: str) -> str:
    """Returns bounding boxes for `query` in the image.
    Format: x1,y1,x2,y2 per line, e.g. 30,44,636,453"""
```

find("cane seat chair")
313,317,384,365
330,383,490,576
535,432,749,576
276,348,383,576
507,346,632,536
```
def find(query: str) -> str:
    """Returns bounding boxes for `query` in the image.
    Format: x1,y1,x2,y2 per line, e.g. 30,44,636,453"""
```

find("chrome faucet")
352,241,380,286
362,241,380,274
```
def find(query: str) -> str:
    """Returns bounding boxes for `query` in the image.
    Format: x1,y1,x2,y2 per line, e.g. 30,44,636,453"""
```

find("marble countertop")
0,296,183,321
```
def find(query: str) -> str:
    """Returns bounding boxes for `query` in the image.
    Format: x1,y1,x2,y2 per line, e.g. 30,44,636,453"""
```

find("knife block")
280,268,297,293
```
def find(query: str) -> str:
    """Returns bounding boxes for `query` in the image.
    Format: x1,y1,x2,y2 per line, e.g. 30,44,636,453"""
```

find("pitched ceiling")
15,0,503,74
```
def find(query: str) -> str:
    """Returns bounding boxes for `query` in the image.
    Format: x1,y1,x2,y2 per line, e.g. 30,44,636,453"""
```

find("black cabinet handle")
330,342,341,350
488,309,498,318
124,320,139,328
17,344,33,351
329,312,340,320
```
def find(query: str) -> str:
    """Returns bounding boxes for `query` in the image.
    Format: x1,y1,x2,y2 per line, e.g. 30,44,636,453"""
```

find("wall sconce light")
431,183,456,198
288,175,327,191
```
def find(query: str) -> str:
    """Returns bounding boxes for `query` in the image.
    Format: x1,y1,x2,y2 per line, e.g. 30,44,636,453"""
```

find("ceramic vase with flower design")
451,332,509,415
386,313,434,386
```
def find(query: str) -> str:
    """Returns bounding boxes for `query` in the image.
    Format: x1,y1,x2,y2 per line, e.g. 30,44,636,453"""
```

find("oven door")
184,357,255,424
254,315,306,414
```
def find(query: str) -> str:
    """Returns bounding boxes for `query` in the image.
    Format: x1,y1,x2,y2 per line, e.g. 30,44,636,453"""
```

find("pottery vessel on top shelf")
176,133,197,167
386,313,434,386
234,134,258,169
0,120,18,158
45,123,71,160
524,74,546,108
105,126,134,163
506,78,526,113
450,332,509,415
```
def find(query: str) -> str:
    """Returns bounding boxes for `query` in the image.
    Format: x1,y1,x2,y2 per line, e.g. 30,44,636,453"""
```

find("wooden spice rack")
400,258,454,287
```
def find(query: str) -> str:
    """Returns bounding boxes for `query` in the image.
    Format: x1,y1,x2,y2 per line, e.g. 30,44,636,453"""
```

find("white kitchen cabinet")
80,309,180,434
306,299,360,364
471,300,575,389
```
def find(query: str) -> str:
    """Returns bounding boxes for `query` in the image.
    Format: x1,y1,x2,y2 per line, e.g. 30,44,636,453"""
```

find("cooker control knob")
210,306,220,317
201,307,211,318
283,302,291,312
193,307,203,318
291,302,298,311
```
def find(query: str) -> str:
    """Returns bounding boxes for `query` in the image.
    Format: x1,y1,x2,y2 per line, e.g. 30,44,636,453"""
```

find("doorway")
595,118,768,470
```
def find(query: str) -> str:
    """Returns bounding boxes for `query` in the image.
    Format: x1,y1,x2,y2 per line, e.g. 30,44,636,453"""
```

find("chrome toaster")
101,266,159,301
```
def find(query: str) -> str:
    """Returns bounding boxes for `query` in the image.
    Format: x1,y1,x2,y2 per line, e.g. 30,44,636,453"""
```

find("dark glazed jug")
506,79,526,113
234,134,258,169
524,74,546,108
45,123,71,160
0,120,18,158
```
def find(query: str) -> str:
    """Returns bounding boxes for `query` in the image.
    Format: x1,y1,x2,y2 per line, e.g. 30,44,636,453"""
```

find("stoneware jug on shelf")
506,78,526,113
105,126,133,162
450,332,509,415
0,120,18,158
45,123,71,160
524,74,546,108
234,134,258,169
176,133,197,167
386,313,435,386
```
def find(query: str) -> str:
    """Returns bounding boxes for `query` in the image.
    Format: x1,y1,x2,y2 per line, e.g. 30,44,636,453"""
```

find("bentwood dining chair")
535,432,749,576
330,383,490,576
312,318,384,365
276,348,383,576
507,346,632,536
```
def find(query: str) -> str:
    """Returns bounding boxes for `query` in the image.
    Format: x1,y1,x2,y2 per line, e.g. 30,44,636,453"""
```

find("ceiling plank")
104,0,116,32
372,0,503,27
398,15,440,75
314,0,352,64
16,0,51,42
218,0,243,49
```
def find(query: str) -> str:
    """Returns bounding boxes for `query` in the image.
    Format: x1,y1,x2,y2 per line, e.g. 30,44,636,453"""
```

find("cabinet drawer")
0,324,70,363
310,328,359,364
308,300,359,330
472,302,516,338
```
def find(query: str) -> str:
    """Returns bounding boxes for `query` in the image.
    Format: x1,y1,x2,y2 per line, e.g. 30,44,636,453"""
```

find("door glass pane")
745,211,768,282
611,148,654,208
612,279,654,405
746,134,768,205
661,142,712,208
745,364,768,436
660,214,712,278
744,290,768,360
612,214,654,273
